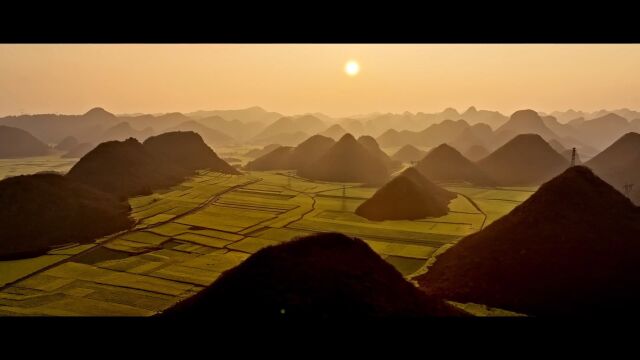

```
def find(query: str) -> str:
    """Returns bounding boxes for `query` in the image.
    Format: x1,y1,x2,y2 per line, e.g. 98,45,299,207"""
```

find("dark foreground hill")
61,142,95,159
478,134,569,186
164,232,464,318
0,125,51,158
0,174,133,259
298,134,389,185
67,131,238,198
356,168,456,221
416,144,495,186
416,166,640,316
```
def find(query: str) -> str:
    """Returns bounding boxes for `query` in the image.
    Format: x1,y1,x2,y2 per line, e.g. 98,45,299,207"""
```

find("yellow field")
0,168,534,316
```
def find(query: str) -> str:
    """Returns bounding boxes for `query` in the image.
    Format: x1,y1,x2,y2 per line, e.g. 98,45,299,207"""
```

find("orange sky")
1,44,640,117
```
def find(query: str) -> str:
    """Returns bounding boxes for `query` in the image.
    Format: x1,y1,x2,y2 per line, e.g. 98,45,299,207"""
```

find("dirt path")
455,192,488,230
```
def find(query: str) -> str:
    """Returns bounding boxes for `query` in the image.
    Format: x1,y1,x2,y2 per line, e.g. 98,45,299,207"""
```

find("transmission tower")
570,148,576,167
624,183,634,198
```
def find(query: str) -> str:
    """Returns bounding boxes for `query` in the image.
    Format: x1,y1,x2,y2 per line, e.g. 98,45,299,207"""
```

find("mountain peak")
84,107,115,118
464,106,478,114
338,133,357,143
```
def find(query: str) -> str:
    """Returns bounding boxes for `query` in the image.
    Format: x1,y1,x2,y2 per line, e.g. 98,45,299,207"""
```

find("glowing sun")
345,60,360,76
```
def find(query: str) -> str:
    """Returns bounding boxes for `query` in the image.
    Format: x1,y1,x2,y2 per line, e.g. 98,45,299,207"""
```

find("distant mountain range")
3,106,640,160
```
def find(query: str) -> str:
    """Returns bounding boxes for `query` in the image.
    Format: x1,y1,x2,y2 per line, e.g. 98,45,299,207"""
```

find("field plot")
0,154,77,179
0,168,534,316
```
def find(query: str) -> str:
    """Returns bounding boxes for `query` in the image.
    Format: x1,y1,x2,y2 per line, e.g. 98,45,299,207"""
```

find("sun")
345,60,360,76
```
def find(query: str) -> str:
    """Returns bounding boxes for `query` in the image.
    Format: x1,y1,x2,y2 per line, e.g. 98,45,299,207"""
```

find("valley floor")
0,170,535,316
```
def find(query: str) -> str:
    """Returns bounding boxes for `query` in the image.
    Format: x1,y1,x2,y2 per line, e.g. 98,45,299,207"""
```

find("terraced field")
0,169,535,316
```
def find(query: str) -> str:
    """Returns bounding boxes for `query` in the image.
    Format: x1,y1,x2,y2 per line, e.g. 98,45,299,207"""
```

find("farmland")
0,154,77,179
0,168,535,316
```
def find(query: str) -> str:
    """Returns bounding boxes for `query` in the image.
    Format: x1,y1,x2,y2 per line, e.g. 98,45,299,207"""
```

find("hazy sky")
1,44,640,117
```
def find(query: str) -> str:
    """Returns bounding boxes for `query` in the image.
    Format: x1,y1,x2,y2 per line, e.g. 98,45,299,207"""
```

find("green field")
0,167,535,316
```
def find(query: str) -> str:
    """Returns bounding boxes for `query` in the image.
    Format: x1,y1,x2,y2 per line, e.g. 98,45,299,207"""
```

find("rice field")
0,168,535,316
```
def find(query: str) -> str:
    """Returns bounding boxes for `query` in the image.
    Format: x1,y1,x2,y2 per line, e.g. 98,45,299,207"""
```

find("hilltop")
244,146,294,171
391,144,427,163
417,166,640,316
165,120,235,146
416,144,495,185
357,135,401,171
356,168,456,221
478,134,569,186
67,132,237,198
298,134,389,185
164,232,464,318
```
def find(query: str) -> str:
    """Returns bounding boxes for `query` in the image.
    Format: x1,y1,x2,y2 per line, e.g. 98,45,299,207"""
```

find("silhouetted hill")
463,144,490,162
547,139,567,154
460,106,509,127
98,121,154,143
62,143,95,159
253,115,326,143
416,144,495,185
244,135,335,171
244,146,294,171
478,134,569,186
319,124,347,140
357,135,401,171
449,126,488,153
585,132,640,171
356,168,456,221
186,106,283,125
54,136,79,151
494,110,559,147
339,118,366,136
197,116,264,141
585,132,640,204
0,126,51,158
251,131,310,146
417,166,640,316
164,232,464,318
299,134,389,185
541,115,577,139
243,144,281,158
288,135,336,169
391,144,426,163
0,173,133,259
376,119,471,148
0,108,120,144
572,113,634,150
67,138,182,198
67,132,237,198
166,120,235,146
143,131,239,175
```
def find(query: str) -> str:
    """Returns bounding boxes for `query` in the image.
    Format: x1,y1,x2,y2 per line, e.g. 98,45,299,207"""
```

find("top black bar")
2,3,639,43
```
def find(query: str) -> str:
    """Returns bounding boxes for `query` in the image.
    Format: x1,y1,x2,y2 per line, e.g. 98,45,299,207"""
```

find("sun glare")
345,60,360,76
